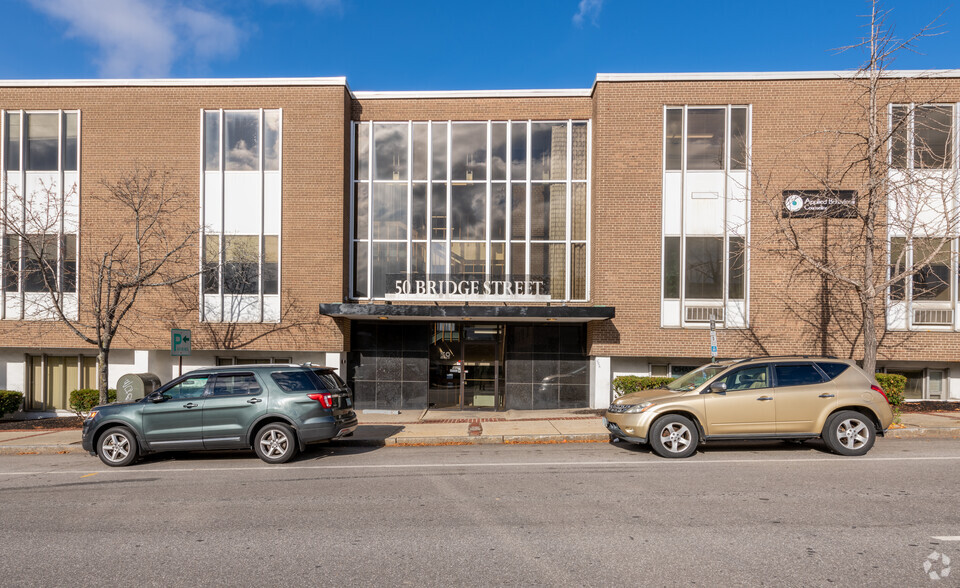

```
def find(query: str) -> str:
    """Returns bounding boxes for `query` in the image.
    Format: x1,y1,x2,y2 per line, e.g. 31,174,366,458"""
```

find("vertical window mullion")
679,106,687,323
407,121,413,280
722,106,731,322
485,121,492,280
218,109,225,320
258,108,265,322
445,121,451,278
525,120,531,284
565,119,572,301
18,110,24,316
426,121,433,283
505,121,512,279
1,110,5,317
366,121,373,299
585,118,593,300
57,110,64,294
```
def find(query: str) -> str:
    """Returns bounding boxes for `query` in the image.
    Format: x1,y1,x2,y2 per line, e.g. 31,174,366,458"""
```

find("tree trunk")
98,348,110,405
861,295,878,376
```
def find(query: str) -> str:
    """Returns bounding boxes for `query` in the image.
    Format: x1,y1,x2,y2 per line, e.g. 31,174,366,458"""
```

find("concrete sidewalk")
0,409,958,455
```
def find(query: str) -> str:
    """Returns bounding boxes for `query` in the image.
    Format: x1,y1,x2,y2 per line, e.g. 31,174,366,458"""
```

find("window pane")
62,234,76,292
531,122,566,180
431,122,447,180
3,236,18,292
26,113,58,171
510,242,525,281
224,235,259,294
730,108,747,171
164,376,209,400
205,111,220,172
816,362,849,380
491,122,507,180
686,108,724,170
451,123,486,181
430,242,447,278
5,113,20,171
374,123,407,181
913,238,951,301
263,235,279,294
264,110,280,171
530,183,565,240
63,113,78,172
665,109,683,171
225,111,259,171
371,242,406,298
372,183,407,240
355,122,369,180
663,236,680,299
572,243,586,299
451,242,485,281
890,106,908,169
775,364,824,387
354,183,369,239
719,366,769,391
728,236,745,300
412,123,428,181
353,241,368,298
914,105,952,169
212,374,261,396
412,241,426,281
684,236,723,299
572,183,586,240
23,234,57,292
271,371,320,392
572,122,588,180
411,184,427,240
203,234,220,294
529,243,565,300
490,242,506,281
511,122,527,179
889,237,906,301
491,184,506,241
431,183,447,240
451,183,485,240
511,183,526,239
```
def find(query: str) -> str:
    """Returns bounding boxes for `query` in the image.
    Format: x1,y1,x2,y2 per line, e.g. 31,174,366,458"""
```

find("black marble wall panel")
347,322,429,410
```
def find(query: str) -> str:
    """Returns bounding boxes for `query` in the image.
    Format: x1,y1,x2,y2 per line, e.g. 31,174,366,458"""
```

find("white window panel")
684,172,724,235
4,296,21,319
5,174,23,220
725,300,747,328
24,173,60,233
223,294,261,323
23,292,59,320
662,172,682,235
887,300,907,330
63,172,80,233
263,171,281,235
203,171,222,232
661,299,681,327
263,295,280,322
223,173,261,234
203,294,221,322
725,172,748,236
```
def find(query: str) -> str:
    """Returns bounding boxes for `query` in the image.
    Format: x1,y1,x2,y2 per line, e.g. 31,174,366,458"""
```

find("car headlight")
85,411,98,421
625,402,654,414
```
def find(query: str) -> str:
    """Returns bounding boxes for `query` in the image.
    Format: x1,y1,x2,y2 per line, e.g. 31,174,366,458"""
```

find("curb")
887,427,960,439
0,445,87,455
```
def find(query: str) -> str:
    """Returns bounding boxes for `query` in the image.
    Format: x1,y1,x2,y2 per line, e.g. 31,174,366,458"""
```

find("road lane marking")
80,473,97,478
2,454,960,476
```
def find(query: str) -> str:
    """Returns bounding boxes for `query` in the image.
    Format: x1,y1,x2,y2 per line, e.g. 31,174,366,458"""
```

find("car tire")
822,410,876,456
97,426,138,467
648,414,699,458
254,423,298,464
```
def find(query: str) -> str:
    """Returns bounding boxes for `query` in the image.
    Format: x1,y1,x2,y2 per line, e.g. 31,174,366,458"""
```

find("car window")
816,362,849,380
209,373,262,396
163,376,210,400
312,370,345,390
718,365,770,391
272,371,321,392
775,364,825,387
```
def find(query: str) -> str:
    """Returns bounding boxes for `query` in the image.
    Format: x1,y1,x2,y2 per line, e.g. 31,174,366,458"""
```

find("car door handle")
183,403,199,408
247,398,263,404
819,393,836,398
757,396,773,401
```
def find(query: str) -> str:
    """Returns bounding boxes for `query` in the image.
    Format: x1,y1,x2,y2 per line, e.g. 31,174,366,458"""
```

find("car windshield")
665,364,728,392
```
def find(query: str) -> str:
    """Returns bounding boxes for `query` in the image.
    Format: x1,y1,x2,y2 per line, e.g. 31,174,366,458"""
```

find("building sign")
170,329,191,356
781,190,857,219
385,278,550,302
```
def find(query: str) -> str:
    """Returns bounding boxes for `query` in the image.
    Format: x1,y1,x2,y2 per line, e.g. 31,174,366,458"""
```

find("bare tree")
1,164,198,403
751,1,957,374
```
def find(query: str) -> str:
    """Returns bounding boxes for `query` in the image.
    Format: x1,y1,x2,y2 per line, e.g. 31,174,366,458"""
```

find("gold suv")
605,357,894,458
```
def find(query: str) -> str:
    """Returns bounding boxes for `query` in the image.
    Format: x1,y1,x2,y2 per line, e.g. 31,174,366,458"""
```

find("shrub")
69,388,117,417
0,390,24,418
875,373,906,424
612,375,675,397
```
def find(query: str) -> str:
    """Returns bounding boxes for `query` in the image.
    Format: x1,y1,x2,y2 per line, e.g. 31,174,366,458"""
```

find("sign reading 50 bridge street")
782,190,858,219
386,278,550,302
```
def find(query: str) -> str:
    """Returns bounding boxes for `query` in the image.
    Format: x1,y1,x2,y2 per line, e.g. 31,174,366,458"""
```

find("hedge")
0,390,24,418
68,388,117,416
874,373,906,406
612,376,675,397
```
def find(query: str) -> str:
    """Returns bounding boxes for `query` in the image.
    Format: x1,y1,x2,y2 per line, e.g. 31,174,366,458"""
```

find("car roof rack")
731,355,841,365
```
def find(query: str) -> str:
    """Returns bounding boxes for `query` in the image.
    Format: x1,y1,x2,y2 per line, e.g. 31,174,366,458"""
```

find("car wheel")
649,414,699,458
822,410,876,456
97,426,138,467
254,423,298,464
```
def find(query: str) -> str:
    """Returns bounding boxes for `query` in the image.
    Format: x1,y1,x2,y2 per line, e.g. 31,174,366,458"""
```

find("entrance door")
428,323,504,410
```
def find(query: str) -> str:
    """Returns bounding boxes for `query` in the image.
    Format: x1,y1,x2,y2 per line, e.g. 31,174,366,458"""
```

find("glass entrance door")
428,323,504,410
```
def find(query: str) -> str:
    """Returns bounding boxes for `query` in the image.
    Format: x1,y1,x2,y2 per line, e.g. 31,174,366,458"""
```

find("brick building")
1,71,958,414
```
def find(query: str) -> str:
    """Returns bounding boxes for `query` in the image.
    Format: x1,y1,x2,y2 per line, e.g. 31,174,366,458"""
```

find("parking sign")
171,329,192,356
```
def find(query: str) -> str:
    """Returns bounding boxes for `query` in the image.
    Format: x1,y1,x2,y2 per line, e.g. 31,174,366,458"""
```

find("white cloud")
27,0,242,77
260,0,341,11
572,0,603,27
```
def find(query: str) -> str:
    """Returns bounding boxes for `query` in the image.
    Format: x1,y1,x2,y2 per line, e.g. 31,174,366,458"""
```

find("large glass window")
353,119,590,301
889,237,953,302
891,104,954,169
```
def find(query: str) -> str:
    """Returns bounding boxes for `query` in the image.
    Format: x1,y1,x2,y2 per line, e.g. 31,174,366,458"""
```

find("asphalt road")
1,438,959,587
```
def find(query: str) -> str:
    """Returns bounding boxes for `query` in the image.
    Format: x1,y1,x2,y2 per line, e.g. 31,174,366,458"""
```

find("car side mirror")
710,381,727,395
147,391,165,403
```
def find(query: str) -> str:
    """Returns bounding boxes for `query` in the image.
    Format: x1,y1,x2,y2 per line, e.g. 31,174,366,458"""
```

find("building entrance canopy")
318,303,614,323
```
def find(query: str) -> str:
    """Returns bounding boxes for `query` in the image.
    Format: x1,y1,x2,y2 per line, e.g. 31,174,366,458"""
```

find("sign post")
170,329,192,376
709,318,718,363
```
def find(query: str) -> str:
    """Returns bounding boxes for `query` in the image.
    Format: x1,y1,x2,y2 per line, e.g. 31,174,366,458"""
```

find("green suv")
81,364,358,467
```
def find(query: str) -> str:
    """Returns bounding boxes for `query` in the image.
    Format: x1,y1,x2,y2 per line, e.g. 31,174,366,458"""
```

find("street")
1,438,958,586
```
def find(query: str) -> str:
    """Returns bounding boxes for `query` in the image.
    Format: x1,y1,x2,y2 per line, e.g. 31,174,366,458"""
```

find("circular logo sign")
785,195,804,212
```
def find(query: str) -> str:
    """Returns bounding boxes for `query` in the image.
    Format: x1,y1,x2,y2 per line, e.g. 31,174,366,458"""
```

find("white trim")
353,89,592,99
593,69,960,84
0,77,348,88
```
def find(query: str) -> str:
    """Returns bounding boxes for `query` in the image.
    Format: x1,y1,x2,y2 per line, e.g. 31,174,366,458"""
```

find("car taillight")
871,384,890,404
308,392,334,408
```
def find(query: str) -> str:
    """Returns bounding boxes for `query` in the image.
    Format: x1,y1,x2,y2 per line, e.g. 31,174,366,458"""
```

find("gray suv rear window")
272,371,324,392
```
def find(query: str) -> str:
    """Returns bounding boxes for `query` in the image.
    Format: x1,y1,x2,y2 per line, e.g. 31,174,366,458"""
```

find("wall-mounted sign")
385,278,550,302
781,190,857,219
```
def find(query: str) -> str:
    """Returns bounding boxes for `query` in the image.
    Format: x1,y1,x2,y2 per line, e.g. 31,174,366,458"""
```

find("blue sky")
4,0,960,90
